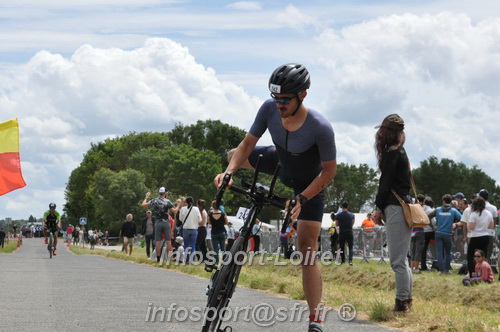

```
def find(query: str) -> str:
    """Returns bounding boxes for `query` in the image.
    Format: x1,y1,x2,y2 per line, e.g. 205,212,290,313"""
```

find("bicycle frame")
202,155,289,332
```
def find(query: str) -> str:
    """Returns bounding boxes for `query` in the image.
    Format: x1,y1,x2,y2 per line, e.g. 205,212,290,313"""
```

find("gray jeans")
384,204,413,300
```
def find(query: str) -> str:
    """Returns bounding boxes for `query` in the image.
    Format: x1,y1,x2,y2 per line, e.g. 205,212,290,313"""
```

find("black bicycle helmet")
49,203,56,209
268,63,310,95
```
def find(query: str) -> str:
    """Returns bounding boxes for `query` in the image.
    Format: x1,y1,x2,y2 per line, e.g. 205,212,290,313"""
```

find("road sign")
79,217,87,225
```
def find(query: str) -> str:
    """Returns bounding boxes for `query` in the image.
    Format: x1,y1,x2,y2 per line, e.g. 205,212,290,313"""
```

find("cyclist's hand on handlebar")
290,200,302,222
284,199,300,223
214,172,233,189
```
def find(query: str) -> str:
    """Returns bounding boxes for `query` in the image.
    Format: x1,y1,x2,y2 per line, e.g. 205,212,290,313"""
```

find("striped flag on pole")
0,118,26,195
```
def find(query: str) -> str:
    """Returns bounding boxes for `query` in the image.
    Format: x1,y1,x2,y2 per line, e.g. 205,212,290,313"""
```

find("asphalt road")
0,238,398,332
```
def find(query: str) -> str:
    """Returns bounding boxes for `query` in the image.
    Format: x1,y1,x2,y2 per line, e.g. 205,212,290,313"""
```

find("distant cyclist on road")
215,63,337,332
43,203,61,255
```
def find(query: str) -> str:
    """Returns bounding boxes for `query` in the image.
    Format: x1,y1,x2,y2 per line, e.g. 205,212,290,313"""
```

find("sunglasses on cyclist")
270,93,296,105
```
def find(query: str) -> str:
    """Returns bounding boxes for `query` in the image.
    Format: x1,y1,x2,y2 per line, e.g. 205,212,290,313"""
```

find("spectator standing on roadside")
141,210,156,258
88,229,96,250
0,228,6,248
174,197,187,238
420,197,436,271
410,195,426,274
452,193,467,261
329,213,339,257
142,187,180,263
458,197,470,257
196,199,208,262
372,114,413,313
251,218,262,253
361,212,376,255
120,214,137,256
497,211,500,280
227,221,235,251
429,194,462,275
97,229,103,245
477,189,498,262
219,198,226,214
79,227,84,247
179,196,202,264
72,227,79,246
206,223,214,254
466,196,494,277
66,224,74,244
208,200,229,264
335,201,355,265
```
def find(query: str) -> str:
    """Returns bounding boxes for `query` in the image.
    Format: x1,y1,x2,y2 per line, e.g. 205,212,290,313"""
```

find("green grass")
69,246,500,331
0,239,20,253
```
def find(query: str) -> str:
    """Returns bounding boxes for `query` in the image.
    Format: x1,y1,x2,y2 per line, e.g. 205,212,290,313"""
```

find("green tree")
65,126,233,229
169,120,246,167
65,132,171,225
412,156,499,205
89,168,148,231
324,163,378,213
127,144,221,202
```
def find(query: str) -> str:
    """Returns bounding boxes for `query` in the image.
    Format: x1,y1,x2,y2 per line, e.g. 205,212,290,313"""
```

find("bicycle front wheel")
202,236,247,332
48,233,53,259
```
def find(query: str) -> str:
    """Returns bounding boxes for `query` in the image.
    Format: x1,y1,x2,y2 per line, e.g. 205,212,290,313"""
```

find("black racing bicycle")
202,155,294,332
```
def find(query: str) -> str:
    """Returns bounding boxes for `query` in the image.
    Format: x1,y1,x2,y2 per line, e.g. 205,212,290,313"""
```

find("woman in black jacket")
373,114,413,313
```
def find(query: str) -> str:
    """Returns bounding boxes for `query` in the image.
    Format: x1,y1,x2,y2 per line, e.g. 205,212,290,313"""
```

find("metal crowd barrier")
261,227,388,263
259,226,499,271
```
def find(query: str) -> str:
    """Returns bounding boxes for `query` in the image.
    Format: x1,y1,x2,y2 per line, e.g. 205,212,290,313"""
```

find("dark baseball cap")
452,192,465,199
374,114,405,130
479,189,489,199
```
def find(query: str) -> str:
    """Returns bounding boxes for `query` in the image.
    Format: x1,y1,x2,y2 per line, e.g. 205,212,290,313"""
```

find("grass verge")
0,239,20,253
69,245,500,331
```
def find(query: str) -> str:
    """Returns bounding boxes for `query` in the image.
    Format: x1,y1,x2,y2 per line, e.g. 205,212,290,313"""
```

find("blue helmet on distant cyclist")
268,63,310,95
49,203,56,209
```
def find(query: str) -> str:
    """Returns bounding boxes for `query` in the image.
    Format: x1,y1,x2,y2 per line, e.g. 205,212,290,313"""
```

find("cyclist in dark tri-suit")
215,63,337,332
42,203,62,255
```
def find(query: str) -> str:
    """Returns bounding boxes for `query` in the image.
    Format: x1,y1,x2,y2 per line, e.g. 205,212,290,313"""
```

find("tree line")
62,120,499,235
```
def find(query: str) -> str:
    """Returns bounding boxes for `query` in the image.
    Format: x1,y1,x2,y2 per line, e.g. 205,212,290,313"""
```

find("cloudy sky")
1,0,500,220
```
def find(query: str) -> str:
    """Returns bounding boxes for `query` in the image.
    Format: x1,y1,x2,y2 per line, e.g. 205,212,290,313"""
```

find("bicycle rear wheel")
202,236,247,332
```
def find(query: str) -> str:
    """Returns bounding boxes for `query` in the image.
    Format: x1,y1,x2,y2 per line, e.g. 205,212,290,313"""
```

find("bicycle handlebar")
214,172,232,207
230,184,286,210
214,154,288,211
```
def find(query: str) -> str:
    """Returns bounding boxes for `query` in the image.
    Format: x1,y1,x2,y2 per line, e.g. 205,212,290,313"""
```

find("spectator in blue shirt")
429,194,462,274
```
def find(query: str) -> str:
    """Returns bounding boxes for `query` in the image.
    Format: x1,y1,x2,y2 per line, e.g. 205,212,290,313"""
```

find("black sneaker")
308,322,323,332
